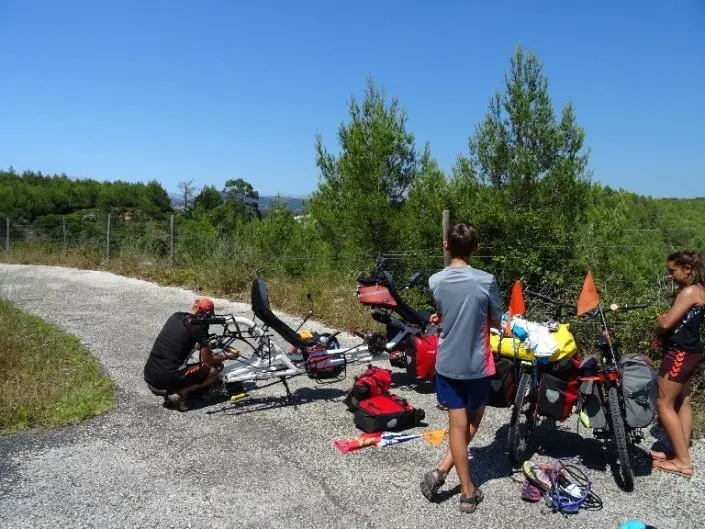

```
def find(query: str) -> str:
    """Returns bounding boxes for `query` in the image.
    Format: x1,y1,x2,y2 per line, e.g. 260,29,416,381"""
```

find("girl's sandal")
421,468,448,501
649,450,671,461
653,459,693,478
458,488,484,513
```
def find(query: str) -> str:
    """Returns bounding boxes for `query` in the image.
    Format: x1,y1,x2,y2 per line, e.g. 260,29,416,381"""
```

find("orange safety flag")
505,280,526,335
423,429,448,448
577,269,600,316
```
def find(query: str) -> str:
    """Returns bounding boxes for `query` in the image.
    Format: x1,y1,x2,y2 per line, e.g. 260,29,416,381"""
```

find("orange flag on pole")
506,280,526,335
577,269,600,316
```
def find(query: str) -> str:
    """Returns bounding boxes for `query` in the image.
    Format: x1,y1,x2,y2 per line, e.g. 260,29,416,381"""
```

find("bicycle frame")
209,314,373,384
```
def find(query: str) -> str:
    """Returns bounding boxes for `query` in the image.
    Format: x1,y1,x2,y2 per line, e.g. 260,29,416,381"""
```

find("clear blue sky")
1,0,703,198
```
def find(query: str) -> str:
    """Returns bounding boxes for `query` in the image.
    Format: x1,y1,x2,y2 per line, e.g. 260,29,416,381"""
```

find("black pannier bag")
487,356,517,408
537,359,580,421
618,354,658,428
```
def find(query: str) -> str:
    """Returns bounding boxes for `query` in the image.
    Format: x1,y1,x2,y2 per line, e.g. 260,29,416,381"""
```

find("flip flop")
522,461,553,493
520,480,542,502
649,450,671,461
652,459,693,478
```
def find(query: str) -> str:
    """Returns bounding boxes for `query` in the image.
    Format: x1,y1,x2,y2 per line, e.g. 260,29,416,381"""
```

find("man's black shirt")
144,312,208,385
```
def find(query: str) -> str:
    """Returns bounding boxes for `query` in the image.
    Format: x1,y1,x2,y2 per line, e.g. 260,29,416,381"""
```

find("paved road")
0,264,701,529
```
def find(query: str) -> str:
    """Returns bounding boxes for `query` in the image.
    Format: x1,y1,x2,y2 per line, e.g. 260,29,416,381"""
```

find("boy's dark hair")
447,222,478,259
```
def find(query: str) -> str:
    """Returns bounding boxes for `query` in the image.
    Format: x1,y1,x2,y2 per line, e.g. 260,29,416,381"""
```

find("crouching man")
143,297,238,411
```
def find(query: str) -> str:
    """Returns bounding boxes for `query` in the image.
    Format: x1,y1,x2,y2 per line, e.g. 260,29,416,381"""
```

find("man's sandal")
164,392,188,412
458,488,484,513
421,468,448,501
652,459,693,478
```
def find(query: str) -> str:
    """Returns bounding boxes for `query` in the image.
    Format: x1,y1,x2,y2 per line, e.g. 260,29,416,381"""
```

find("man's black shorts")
148,363,211,392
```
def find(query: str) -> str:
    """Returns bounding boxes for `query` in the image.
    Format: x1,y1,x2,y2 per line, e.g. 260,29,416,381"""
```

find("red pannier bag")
354,393,425,433
344,365,393,411
405,335,438,379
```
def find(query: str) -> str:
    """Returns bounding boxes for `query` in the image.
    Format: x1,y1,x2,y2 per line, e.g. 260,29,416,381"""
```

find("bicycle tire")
607,385,635,491
508,371,537,466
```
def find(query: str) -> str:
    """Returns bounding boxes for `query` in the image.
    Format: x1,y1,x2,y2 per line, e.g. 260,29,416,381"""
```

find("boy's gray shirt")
429,265,502,380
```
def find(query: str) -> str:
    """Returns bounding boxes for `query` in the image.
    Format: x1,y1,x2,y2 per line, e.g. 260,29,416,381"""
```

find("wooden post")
62,216,67,256
442,209,450,267
169,214,174,266
106,214,111,261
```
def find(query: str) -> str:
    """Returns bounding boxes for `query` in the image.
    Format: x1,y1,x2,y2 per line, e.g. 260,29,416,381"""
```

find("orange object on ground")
423,429,448,448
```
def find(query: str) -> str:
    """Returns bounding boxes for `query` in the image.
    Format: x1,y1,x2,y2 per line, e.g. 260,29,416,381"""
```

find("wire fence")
1,214,702,307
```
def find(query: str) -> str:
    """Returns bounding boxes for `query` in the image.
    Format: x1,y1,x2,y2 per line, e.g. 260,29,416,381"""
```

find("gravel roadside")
0,264,701,529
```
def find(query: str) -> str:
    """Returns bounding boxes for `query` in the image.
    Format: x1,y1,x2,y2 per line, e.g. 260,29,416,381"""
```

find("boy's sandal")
421,468,447,501
652,459,693,478
458,488,484,513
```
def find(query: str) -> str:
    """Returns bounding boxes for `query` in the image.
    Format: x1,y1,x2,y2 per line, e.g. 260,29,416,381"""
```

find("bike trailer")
487,356,517,407
537,359,580,421
404,335,437,379
618,355,658,428
354,393,425,433
490,323,577,363
344,365,393,412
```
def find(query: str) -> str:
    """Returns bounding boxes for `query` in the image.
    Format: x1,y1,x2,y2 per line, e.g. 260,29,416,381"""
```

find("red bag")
354,393,425,433
405,335,438,379
344,365,392,411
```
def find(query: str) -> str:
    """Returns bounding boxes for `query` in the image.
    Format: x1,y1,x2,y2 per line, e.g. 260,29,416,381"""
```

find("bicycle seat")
379,272,430,327
251,279,317,348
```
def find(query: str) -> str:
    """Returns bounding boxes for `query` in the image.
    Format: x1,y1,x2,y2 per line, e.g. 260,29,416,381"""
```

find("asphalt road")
0,264,701,529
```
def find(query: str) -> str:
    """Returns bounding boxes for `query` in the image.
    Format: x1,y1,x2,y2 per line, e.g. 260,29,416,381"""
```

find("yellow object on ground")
230,393,249,403
490,323,577,363
298,330,314,340
423,429,448,448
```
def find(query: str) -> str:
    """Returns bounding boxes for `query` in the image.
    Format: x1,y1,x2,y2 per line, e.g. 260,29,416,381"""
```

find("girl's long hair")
668,251,705,287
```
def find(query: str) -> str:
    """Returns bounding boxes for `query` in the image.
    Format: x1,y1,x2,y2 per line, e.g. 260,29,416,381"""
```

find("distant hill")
169,193,308,213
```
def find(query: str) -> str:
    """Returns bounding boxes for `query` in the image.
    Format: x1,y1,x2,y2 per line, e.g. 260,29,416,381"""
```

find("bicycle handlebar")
608,303,649,313
524,289,573,307
189,317,228,326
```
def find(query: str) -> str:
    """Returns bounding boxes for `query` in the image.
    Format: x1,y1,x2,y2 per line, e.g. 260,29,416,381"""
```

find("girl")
651,251,705,478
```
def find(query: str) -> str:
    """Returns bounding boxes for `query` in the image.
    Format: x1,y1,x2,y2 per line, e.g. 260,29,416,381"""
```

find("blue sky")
1,0,703,198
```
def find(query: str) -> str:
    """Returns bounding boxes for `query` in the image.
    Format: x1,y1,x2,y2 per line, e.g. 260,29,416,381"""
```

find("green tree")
191,185,224,212
310,77,420,259
223,178,261,221
457,46,592,285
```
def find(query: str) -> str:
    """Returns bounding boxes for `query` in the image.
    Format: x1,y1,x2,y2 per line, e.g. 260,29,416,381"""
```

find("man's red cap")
191,296,214,315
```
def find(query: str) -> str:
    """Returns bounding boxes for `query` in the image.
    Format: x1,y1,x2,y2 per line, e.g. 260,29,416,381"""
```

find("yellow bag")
490,323,577,363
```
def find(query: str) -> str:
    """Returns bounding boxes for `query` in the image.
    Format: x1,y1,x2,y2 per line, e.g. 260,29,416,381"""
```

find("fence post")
62,216,67,256
169,213,174,266
106,213,111,261
5,217,9,253
442,209,450,267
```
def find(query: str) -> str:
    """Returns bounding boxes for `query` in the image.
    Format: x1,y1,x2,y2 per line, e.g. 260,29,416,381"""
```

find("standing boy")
420,222,502,513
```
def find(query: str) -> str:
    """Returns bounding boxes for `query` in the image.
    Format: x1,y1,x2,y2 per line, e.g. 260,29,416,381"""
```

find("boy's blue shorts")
436,374,491,411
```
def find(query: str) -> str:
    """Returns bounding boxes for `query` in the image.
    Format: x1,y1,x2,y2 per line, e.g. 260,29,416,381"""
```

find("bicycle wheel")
606,385,635,491
508,371,537,466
